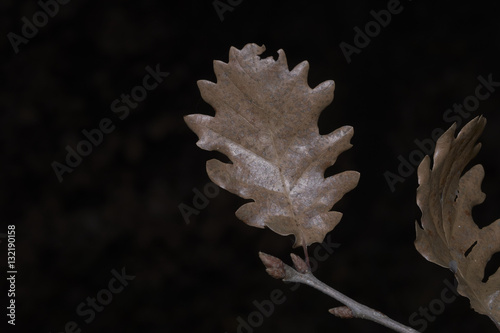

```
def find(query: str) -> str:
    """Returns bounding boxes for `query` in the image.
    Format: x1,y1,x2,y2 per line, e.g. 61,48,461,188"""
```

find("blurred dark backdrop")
1,0,500,332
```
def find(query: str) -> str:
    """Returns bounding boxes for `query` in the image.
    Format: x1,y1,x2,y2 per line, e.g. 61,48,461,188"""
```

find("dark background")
1,0,500,332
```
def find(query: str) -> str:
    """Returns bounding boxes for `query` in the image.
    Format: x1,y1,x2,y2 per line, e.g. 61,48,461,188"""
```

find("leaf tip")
290,60,310,82
276,49,288,68
309,79,336,114
183,113,199,130
196,79,215,92
351,170,361,184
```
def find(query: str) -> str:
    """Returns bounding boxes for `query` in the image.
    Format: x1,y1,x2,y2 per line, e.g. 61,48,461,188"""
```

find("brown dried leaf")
185,43,359,247
415,116,500,326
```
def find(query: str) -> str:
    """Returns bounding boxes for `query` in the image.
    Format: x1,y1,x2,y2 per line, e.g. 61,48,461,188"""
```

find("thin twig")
259,252,419,333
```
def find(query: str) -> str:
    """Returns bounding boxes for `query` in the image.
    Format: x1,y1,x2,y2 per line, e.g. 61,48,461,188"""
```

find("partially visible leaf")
415,116,500,327
185,43,359,248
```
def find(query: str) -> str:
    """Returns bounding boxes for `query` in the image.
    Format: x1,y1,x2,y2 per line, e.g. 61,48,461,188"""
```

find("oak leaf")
185,43,359,248
415,116,500,327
